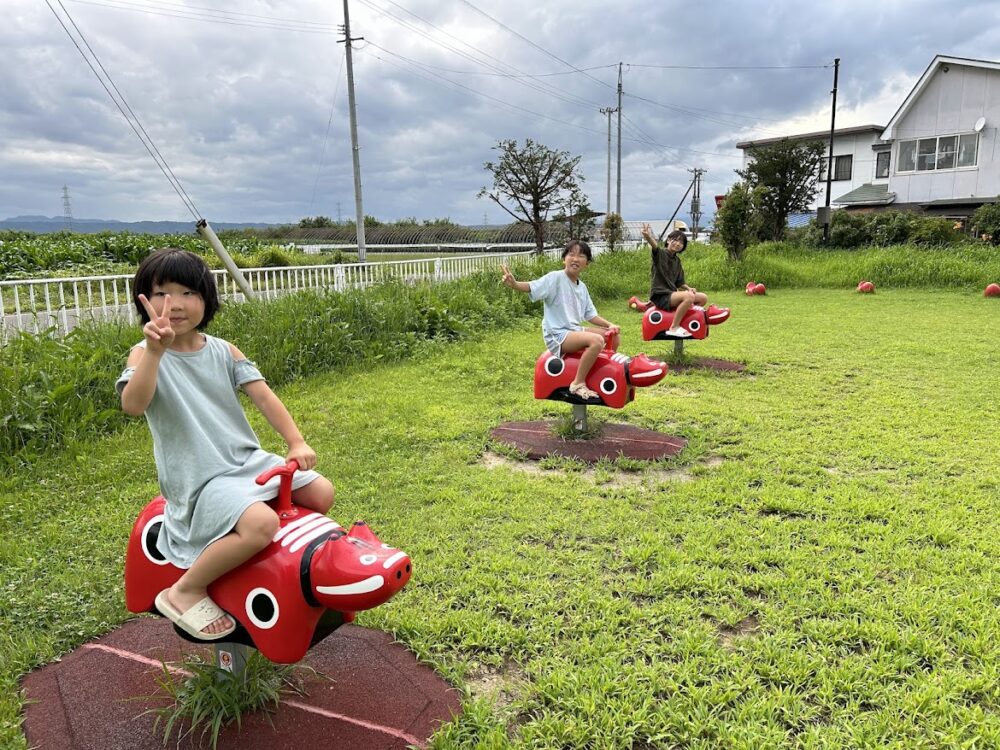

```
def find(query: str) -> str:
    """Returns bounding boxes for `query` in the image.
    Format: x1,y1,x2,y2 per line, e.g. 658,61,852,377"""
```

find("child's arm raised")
232,344,317,470
120,293,175,416
501,264,531,293
641,223,658,250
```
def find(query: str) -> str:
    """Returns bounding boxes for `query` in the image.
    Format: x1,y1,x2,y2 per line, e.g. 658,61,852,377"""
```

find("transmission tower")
62,185,73,230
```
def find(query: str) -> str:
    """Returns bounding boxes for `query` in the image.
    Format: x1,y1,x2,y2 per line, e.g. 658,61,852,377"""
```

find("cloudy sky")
4,0,1000,226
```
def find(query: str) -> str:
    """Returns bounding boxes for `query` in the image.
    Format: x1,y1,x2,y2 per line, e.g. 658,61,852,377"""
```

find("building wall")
889,64,1000,203
739,130,883,210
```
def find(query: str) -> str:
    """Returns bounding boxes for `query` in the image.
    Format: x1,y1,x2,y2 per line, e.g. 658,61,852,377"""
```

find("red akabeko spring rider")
637,303,731,341
125,461,411,664
534,330,668,408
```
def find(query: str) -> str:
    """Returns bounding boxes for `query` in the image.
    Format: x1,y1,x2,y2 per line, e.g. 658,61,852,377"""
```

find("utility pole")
822,57,840,243
336,201,342,223
616,62,623,216
688,168,705,239
61,185,73,230
339,0,367,261
599,106,617,218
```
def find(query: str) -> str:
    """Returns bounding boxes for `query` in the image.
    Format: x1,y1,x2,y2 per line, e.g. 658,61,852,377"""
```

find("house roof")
919,196,999,207
881,55,1000,140
736,124,884,150
832,183,895,206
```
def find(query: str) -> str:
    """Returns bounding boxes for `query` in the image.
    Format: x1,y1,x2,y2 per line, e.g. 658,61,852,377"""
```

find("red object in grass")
628,295,652,311
985,283,1000,297
857,281,875,293
125,461,412,664
753,283,767,295
745,281,756,296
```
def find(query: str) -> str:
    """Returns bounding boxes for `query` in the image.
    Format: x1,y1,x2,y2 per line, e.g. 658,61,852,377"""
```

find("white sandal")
569,382,600,400
155,589,236,641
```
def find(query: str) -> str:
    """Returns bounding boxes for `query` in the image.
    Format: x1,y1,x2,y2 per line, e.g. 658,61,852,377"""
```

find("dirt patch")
466,659,528,709
481,451,724,487
717,614,760,649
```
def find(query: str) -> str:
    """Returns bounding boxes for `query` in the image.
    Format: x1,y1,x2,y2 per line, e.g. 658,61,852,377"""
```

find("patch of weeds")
536,454,587,472
550,413,605,440
144,651,314,749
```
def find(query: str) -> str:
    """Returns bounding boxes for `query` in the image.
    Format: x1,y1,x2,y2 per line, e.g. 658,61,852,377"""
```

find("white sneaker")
668,328,692,338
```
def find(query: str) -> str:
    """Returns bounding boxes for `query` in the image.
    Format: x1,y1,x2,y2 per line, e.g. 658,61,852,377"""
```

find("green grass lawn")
3,289,1000,748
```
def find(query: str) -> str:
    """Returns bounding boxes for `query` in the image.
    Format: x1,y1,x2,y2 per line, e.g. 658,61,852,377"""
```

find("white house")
735,124,887,211
735,55,1000,221
870,55,1000,218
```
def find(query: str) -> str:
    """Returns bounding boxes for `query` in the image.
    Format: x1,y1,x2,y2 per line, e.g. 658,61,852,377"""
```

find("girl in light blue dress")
117,248,334,640
501,239,620,401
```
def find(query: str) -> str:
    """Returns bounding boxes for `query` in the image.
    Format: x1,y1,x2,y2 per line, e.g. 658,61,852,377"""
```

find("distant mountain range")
0,215,279,234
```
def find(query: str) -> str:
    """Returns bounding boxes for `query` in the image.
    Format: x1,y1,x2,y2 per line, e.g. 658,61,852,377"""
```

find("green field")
3,287,1000,748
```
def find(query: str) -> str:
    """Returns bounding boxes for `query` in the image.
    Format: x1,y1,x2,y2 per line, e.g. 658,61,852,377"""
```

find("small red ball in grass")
753,283,766,295
985,283,1000,297
858,281,875,293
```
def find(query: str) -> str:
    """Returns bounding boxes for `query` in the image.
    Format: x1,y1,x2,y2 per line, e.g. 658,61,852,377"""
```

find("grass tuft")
144,651,312,749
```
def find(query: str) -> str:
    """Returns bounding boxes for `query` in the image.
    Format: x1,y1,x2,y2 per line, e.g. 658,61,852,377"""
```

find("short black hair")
132,248,220,329
562,239,593,261
666,230,688,252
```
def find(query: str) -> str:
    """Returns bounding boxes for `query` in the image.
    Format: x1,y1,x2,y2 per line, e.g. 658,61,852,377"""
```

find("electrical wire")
47,0,202,220
309,50,348,215
67,0,339,35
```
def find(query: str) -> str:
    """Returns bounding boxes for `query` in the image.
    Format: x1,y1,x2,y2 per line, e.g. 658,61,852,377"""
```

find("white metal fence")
1,245,567,342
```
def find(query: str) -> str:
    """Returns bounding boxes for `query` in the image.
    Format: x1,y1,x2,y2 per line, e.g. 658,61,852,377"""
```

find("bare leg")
668,291,695,331
292,475,335,514
693,292,708,306
561,330,606,387
167,502,279,635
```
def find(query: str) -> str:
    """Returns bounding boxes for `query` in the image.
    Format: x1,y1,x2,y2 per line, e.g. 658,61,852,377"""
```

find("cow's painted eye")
141,515,170,566
600,378,617,395
245,587,280,629
649,311,663,325
360,554,377,565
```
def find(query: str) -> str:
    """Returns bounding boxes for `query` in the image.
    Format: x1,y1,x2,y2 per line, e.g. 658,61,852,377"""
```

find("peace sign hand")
138,293,176,354
501,264,517,288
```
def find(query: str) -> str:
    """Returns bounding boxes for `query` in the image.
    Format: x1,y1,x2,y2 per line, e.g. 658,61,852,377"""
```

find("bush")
253,247,294,268
970,201,1000,244
803,210,964,248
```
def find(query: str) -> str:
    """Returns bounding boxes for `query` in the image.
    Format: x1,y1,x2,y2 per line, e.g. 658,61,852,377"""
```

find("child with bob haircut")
117,248,334,640
502,239,619,401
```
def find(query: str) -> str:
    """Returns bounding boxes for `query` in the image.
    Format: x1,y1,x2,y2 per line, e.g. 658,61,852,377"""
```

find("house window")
897,133,978,172
898,140,916,171
833,154,852,181
958,134,978,167
875,151,890,179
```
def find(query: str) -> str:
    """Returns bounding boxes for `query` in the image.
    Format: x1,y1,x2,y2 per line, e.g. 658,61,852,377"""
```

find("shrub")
253,247,294,267
714,182,761,261
970,201,1000,244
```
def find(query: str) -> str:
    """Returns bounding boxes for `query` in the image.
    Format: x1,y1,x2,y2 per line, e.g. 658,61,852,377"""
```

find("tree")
737,139,826,241
714,182,761,262
600,212,626,251
479,138,585,254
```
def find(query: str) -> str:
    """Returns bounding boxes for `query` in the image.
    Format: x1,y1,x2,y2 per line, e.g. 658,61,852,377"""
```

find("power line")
46,0,201,220
309,50,348,215
355,0,607,111
626,62,832,70
456,0,614,91
67,0,340,34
